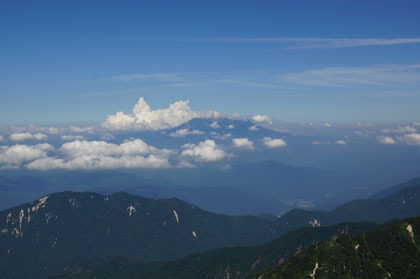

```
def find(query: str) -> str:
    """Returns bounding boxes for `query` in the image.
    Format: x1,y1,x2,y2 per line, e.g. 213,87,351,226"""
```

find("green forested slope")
257,217,420,279
53,222,377,279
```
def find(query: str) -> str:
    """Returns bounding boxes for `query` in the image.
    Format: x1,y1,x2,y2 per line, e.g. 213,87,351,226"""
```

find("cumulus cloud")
60,139,169,158
210,121,220,129
251,115,272,124
60,135,86,141
9,132,48,141
402,133,420,146
335,140,347,145
0,144,53,168
232,138,254,150
26,139,172,170
377,136,397,145
27,154,170,170
176,161,197,168
211,132,232,140
228,124,235,129
263,137,287,148
47,127,60,134
354,130,375,137
249,125,259,131
181,140,231,162
102,97,219,131
169,129,205,138
0,136,4,142
69,126,95,133
324,123,331,128
395,125,417,134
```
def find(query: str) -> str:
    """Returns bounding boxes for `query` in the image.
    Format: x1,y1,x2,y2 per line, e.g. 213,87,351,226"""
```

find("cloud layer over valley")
1,97,419,171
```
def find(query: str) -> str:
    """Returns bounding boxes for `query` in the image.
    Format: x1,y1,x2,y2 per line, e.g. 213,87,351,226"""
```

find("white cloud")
324,123,331,128
181,140,230,162
281,64,420,88
402,133,420,146
251,115,272,124
176,161,197,168
9,132,48,141
26,139,172,170
210,121,220,129
47,127,60,134
0,135,241,170
413,122,420,127
169,129,204,138
0,144,53,168
263,137,287,148
102,97,219,131
249,125,259,131
26,155,170,170
60,135,86,141
232,138,254,150
312,140,347,145
211,133,232,140
69,126,95,133
204,37,420,48
228,124,235,129
0,136,3,142
60,139,170,158
354,130,375,137
377,136,397,145
395,125,417,134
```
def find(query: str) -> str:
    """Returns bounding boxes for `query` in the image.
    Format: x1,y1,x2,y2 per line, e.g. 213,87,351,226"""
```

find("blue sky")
1,0,420,124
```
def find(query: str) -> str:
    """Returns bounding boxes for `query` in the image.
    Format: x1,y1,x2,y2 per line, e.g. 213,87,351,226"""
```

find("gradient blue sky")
1,0,420,125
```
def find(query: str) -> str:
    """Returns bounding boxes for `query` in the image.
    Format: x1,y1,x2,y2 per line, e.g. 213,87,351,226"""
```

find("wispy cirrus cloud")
110,73,183,82
201,37,420,49
280,64,420,88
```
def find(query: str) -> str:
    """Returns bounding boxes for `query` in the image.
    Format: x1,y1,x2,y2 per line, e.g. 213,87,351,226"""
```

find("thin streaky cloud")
110,73,183,82
280,64,420,87
199,37,420,48
216,79,285,88
162,83,200,88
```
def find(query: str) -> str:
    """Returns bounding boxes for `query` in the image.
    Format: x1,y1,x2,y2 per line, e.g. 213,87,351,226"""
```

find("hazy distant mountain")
370,176,420,199
271,177,420,234
135,160,352,215
255,216,420,279
0,192,275,279
54,222,377,279
0,171,162,211
0,160,352,216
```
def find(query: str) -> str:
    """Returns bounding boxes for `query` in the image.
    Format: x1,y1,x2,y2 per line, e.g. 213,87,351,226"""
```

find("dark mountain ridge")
1,176,420,278
0,191,275,279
